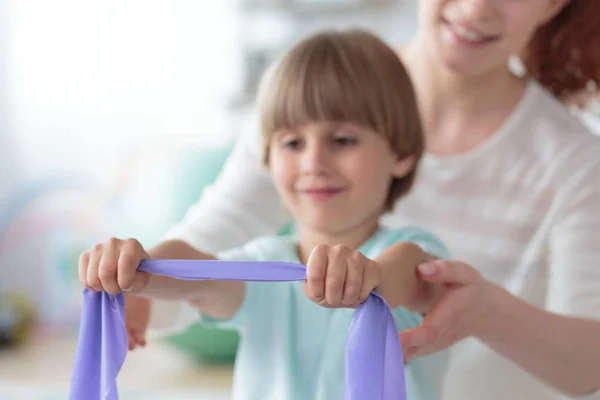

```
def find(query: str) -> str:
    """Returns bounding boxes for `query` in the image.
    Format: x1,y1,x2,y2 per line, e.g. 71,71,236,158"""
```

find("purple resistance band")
69,259,407,400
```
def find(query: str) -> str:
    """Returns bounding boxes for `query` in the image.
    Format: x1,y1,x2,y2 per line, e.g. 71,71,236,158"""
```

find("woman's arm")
478,282,600,398
400,261,600,397
401,145,600,397
510,151,600,396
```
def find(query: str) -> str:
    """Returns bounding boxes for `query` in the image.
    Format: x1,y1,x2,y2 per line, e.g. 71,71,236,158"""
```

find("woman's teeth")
450,23,488,42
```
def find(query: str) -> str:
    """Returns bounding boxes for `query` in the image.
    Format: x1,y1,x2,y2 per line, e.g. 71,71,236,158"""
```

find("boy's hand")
78,238,151,295
125,295,151,350
303,244,382,308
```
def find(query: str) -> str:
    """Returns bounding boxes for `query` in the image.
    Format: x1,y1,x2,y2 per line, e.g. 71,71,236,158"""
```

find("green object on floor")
165,325,240,364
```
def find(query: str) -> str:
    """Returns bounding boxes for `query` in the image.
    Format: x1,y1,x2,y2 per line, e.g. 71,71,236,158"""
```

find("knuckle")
87,275,102,288
344,281,361,294
118,254,138,270
350,250,363,263
78,251,90,265
314,244,328,253
107,237,121,247
364,262,377,277
97,265,114,280
92,243,104,254
306,268,321,281
326,277,344,290
309,245,328,264
331,244,349,257
124,238,141,250
307,258,327,280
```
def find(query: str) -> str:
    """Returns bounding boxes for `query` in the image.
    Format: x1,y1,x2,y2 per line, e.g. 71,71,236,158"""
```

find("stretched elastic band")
69,259,406,400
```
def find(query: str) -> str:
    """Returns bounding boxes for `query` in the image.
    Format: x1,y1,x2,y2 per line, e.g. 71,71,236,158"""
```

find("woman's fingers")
417,260,480,285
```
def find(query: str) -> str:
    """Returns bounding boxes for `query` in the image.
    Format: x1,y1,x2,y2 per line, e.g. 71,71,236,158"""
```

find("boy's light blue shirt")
198,226,450,400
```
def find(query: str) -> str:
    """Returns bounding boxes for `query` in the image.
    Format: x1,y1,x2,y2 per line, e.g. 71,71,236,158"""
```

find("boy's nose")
300,144,329,175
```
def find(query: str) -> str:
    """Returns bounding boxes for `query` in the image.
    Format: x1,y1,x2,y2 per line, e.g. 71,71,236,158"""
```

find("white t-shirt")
163,80,600,400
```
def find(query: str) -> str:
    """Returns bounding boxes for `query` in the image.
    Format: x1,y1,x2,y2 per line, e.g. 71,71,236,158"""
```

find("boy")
79,29,449,400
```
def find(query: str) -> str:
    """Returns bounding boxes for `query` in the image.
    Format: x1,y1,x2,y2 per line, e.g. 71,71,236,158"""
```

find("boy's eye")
333,136,357,146
282,138,303,149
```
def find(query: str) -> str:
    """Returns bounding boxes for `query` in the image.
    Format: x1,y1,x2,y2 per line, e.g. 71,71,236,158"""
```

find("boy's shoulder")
368,226,449,259
217,234,299,262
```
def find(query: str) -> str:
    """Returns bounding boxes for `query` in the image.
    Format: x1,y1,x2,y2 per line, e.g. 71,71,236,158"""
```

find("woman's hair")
257,29,424,211
522,0,600,107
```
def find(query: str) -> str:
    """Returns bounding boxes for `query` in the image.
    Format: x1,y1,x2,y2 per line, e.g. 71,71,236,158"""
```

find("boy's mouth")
299,187,346,200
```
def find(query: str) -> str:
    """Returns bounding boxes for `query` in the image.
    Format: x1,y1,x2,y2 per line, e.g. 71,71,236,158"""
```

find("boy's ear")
392,154,417,178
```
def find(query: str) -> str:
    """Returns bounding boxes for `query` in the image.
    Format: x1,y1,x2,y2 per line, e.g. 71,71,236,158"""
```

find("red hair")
522,0,600,107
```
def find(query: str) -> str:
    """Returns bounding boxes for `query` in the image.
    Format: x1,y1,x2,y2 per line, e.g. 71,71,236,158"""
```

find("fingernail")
418,263,437,275
312,296,323,301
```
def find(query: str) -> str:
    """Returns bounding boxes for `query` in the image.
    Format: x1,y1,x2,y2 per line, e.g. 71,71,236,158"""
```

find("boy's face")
269,121,414,235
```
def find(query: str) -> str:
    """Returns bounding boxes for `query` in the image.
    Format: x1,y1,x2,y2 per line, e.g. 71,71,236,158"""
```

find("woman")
125,0,600,399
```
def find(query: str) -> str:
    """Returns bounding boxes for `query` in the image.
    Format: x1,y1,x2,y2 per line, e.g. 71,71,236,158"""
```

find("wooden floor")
0,333,234,399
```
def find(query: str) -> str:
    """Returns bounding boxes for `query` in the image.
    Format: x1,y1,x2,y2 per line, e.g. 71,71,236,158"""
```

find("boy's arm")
138,239,245,319
374,242,442,313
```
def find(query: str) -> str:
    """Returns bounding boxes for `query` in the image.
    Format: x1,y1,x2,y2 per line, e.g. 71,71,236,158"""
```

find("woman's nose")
455,0,495,23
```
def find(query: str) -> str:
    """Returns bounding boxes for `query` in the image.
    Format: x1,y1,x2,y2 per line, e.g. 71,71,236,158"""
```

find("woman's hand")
399,259,496,361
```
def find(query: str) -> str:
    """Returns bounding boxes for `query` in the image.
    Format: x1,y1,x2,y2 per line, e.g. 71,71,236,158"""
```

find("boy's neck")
296,219,380,265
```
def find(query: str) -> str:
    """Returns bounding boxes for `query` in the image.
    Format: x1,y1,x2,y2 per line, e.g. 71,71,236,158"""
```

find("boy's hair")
257,29,424,212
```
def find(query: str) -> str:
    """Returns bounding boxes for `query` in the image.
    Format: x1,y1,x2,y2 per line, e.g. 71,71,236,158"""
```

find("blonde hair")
257,28,424,211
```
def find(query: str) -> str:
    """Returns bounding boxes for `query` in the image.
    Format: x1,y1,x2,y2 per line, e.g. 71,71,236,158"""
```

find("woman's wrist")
471,280,517,340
